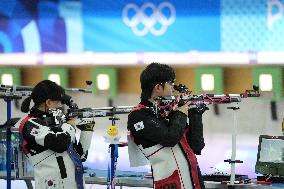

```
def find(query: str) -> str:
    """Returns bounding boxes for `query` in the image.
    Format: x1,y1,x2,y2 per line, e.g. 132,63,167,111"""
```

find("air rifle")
68,106,133,118
0,85,32,99
0,82,92,100
155,84,260,116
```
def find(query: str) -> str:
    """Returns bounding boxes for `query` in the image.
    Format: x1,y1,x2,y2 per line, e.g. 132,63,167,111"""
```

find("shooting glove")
76,122,95,131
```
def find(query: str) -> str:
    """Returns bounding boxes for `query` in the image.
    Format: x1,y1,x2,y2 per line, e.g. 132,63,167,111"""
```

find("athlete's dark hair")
140,62,175,100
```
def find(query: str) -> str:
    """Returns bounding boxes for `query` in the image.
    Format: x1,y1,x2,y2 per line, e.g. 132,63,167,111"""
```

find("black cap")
31,80,65,105
21,80,66,113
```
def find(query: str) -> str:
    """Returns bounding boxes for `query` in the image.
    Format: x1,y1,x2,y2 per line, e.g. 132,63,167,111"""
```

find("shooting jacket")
19,108,93,189
127,100,205,189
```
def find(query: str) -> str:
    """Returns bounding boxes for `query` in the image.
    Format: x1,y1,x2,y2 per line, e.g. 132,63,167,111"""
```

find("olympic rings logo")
122,2,176,36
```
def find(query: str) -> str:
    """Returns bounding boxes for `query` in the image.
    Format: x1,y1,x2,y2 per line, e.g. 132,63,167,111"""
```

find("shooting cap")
21,80,65,113
31,80,65,105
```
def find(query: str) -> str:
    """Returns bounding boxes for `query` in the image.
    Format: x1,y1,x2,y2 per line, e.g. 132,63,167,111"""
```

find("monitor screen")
259,138,284,163
255,135,284,176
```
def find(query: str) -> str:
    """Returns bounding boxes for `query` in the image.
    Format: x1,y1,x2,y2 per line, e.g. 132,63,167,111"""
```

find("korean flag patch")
134,121,144,131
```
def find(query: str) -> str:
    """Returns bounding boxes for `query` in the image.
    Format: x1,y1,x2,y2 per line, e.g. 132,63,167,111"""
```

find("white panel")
201,74,215,91
48,74,61,86
97,74,110,90
1,73,13,85
259,74,273,91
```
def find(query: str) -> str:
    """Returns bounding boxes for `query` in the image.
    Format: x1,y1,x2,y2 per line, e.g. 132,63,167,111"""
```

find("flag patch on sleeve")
134,121,144,131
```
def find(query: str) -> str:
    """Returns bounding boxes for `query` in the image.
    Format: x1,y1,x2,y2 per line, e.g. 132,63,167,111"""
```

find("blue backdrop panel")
2,0,284,53
0,0,67,53
82,0,220,52
221,0,284,52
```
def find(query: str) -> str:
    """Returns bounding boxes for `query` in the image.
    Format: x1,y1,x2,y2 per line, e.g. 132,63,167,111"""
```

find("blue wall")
0,0,284,52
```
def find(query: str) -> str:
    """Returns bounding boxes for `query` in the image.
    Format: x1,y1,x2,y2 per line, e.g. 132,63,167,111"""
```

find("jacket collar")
29,107,50,118
140,99,156,107
139,99,159,116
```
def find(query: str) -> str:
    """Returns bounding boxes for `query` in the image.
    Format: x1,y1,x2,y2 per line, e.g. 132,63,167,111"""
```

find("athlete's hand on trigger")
176,101,190,116
67,118,76,127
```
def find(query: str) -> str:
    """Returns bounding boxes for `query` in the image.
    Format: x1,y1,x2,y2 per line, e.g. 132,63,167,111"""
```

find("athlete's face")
153,80,175,97
46,99,63,110
160,80,175,96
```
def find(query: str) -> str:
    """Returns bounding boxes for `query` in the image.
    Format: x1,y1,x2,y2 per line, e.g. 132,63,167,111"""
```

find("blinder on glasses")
162,79,175,87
